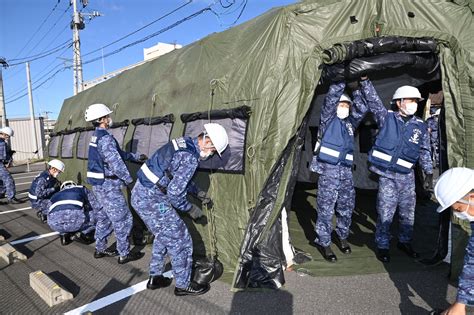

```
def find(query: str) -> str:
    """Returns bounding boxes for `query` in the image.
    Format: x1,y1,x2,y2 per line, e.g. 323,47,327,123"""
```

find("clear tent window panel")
76,129,94,159
181,106,251,174
131,115,174,157
48,135,61,158
61,132,76,158
107,120,129,149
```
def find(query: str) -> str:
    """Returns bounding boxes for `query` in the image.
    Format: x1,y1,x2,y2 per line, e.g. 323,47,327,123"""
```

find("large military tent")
51,0,474,290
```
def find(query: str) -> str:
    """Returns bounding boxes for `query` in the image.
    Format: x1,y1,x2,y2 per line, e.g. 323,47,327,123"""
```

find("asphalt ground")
0,162,466,314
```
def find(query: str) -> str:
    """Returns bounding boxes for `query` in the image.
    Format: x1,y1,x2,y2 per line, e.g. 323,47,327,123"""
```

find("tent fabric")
53,0,474,290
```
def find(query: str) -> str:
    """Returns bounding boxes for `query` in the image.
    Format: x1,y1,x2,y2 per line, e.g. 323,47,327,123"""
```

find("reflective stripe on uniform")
141,163,160,184
346,154,353,161
172,139,179,150
314,141,321,153
319,146,340,158
372,150,392,162
28,193,37,200
396,158,413,169
49,200,84,211
89,143,98,147
87,171,104,179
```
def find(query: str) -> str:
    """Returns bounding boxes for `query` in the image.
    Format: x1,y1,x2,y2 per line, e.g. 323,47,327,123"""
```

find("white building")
2,117,46,164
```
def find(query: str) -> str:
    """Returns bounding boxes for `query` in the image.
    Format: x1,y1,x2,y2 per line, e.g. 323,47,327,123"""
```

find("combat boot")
8,197,23,204
397,242,419,258
147,275,172,290
314,243,337,263
73,232,95,245
60,233,74,246
94,249,119,258
376,248,390,263
333,234,352,254
174,281,210,296
118,251,145,264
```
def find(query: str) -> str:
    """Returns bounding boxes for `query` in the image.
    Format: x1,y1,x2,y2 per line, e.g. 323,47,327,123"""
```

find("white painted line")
64,270,174,315
13,174,40,180
0,206,33,214
15,182,33,185
10,232,59,245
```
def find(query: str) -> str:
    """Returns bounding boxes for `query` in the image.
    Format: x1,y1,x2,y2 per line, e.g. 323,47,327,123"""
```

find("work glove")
54,181,62,192
137,154,148,163
424,173,434,191
347,81,359,92
197,191,213,208
188,204,204,221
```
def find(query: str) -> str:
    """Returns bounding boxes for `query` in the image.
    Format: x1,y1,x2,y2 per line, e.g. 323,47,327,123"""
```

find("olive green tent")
51,0,474,290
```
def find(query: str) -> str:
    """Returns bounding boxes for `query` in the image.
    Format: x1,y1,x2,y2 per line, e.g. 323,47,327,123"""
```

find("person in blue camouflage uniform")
47,181,99,246
310,80,368,262
131,123,228,296
426,107,440,169
432,167,474,315
84,103,147,264
29,159,65,222
360,78,433,263
0,127,21,204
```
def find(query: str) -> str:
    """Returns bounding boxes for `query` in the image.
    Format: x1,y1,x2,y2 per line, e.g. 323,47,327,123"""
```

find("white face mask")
401,101,418,116
453,197,474,221
337,107,350,119
199,150,213,161
107,117,113,128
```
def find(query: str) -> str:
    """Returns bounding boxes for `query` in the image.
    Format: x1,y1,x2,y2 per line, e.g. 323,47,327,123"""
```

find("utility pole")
26,62,39,158
0,57,8,128
71,0,101,95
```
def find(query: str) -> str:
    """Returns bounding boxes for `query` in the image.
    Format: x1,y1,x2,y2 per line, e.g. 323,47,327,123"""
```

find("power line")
8,40,73,63
8,42,74,67
12,0,63,60
82,0,193,58
82,4,219,66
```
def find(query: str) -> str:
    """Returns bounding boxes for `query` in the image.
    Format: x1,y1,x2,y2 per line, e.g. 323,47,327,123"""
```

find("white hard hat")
48,159,65,172
0,126,14,137
84,103,113,122
392,86,423,101
434,167,474,213
204,123,229,156
339,93,352,105
60,180,77,190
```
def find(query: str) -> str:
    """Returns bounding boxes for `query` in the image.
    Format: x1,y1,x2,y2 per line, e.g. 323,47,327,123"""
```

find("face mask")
107,118,113,128
453,197,474,221
401,102,418,116
337,107,350,119
199,150,214,161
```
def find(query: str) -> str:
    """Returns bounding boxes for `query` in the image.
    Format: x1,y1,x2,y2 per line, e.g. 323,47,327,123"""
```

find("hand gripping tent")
51,0,474,290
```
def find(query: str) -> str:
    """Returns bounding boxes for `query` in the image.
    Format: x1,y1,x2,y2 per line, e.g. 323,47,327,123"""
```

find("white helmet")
48,159,65,172
0,126,14,137
434,167,474,213
392,86,423,101
339,93,352,105
60,180,77,190
204,123,229,156
84,103,113,122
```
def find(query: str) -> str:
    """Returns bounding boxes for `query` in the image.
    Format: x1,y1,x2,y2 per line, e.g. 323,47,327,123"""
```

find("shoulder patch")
173,137,188,150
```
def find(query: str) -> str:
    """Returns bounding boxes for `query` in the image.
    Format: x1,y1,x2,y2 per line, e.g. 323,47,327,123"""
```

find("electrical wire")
8,40,73,63
11,0,63,60
82,0,193,58
8,42,74,67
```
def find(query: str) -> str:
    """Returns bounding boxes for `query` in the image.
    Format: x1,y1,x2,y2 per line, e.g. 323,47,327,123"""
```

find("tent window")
181,106,251,174
107,120,129,149
131,115,174,157
48,135,61,158
76,129,94,159
61,132,76,159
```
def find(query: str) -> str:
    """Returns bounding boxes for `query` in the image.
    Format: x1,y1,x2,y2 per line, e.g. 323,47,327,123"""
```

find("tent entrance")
287,39,448,276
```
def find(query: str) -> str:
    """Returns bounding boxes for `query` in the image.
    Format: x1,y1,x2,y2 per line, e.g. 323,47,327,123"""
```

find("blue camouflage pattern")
360,79,432,248
47,187,99,235
93,130,137,256
426,114,440,168
311,82,367,247
30,171,58,214
0,164,15,200
457,221,474,305
131,146,199,289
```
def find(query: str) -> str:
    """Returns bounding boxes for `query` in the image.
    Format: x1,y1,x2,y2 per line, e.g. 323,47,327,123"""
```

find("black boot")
60,233,73,246
8,197,23,204
174,281,210,296
36,211,47,223
376,248,390,263
118,251,145,264
94,249,119,258
397,242,419,258
314,243,337,262
73,232,95,245
147,275,172,290
333,235,352,254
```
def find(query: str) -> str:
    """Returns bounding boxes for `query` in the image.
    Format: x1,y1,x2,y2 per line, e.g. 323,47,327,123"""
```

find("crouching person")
131,123,228,296
47,181,98,246
29,159,64,222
